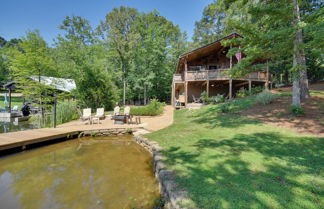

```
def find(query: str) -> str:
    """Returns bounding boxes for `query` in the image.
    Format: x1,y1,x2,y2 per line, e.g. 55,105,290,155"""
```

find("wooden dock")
0,127,80,151
0,106,174,152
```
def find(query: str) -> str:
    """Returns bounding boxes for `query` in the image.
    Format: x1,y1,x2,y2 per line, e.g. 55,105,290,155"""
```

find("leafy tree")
193,1,226,46
128,11,188,104
7,30,56,118
55,16,118,109
206,0,323,107
98,6,139,106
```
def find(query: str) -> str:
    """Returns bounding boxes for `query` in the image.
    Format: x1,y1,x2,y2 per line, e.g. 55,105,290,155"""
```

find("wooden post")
8,88,11,113
248,80,252,93
265,62,269,90
230,45,233,69
171,82,175,107
229,44,233,100
206,80,210,97
229,79,232,100
184,60,188,81
185,81,188,107
53,95,57,128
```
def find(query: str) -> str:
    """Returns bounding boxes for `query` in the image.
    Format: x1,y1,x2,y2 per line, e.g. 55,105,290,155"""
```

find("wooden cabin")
171,33,270,108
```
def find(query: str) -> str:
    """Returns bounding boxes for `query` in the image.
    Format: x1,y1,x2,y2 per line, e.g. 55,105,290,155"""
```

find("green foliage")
236,89,251,98
130,99,164,116
201,91,226,104
211,94,226,103
254,91,278,105
290,105,305,116
200,91,209,104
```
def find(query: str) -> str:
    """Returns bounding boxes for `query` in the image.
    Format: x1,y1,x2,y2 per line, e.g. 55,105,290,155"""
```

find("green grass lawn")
146,97,324,209
0,96,24,110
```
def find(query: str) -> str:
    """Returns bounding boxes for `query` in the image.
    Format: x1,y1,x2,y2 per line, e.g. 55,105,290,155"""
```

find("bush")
219,102,231,113
130,99,165,116
211,94,226,103
200,91,210,104
236,89,251,98
201,92,225,104
254,91,278,105
251,86,263,94
290,105,305,116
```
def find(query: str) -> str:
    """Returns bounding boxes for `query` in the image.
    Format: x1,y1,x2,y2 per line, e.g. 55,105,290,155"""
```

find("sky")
0,0,213,45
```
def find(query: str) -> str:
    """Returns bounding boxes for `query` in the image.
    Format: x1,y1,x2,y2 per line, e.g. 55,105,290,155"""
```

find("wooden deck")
0,106,174,152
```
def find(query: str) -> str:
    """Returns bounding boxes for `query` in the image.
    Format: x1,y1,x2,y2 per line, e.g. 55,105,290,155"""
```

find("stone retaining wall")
133,130,196,209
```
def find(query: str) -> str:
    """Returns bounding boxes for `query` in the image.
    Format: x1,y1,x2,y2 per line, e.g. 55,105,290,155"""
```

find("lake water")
0,135,160,209
0,119,39,133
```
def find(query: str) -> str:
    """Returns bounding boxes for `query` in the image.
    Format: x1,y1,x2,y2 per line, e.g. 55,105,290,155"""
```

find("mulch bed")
241,94,324,137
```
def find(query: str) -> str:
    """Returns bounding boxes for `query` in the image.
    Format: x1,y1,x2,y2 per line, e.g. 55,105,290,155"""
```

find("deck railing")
173,69,268,82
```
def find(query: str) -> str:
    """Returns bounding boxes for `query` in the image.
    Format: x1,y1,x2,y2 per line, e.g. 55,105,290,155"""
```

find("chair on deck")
81,108,91,121
94,108,105,120
113,106,120,115
124,106,134,124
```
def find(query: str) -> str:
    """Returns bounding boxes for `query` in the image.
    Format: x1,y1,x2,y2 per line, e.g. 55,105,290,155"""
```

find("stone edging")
133,130,196,209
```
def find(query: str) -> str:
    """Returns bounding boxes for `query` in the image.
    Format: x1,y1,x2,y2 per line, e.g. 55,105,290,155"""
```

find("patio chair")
124,106,130,116
192,95,201,103
94,108,105,120
81,108,91,121
12,105,18,112
113,106,120,115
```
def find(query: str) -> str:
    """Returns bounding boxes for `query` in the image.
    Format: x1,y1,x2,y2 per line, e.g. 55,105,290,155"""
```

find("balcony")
173,69,268,82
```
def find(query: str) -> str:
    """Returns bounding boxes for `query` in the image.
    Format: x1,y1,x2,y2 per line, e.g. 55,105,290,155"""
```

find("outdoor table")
113,115,127,124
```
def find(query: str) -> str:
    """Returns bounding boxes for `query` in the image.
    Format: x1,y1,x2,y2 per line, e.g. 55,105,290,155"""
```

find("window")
209,66,217,70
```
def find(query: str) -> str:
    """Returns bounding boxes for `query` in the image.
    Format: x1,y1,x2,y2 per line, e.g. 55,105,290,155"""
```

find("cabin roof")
3,76,76,92
176,33,243,73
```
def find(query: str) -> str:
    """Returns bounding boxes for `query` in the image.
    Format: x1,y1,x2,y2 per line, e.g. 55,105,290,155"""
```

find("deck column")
265,62,269,90
185,81,188,107
229,79,232,100
206,80,209,97
248,80,252,92
171,82,175,107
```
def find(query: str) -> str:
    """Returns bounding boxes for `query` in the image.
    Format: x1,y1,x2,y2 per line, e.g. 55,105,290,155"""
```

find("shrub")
219,102,231,113
211,94,226,103
251,86,263,94
290,105,305,116
236,89,251,98
200,91,210,104
254,91,278,105
130,99,165,116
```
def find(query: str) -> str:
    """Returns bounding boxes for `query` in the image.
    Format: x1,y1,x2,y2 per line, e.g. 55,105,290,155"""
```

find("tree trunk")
123,78,126,106
144,85,147,105
292,0,308,106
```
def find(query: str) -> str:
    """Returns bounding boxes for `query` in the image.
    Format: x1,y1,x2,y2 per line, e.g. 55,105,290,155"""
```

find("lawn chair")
124,106,134,124
192,95,201,103
12,105,18,112
114,106,120,115
94,108,105,120
81,108,91,121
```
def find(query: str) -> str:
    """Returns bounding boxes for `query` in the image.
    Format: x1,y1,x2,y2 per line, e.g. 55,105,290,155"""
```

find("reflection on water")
0,135,160,209
0,118,39,133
